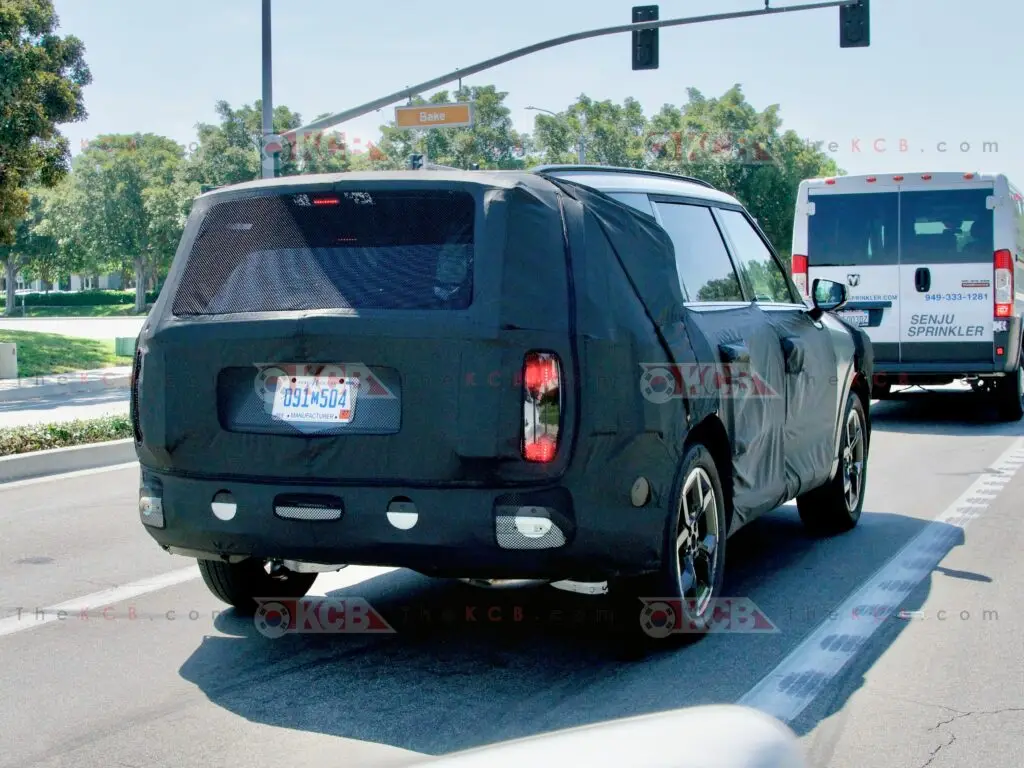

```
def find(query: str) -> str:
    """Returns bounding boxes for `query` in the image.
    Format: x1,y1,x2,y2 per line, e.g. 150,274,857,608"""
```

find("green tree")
0,191,54,314
182,100,304,188
34,179,88,284
70,134,188,311
646,85,839,254
0,0,91,244
532,94,647,167
376,85,528,170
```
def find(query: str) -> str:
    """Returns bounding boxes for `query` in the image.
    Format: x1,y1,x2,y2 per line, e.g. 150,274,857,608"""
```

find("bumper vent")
274,494,344,521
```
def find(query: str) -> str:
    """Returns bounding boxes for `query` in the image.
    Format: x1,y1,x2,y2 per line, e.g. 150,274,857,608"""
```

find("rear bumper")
872,316,1023,379
137,466,665,581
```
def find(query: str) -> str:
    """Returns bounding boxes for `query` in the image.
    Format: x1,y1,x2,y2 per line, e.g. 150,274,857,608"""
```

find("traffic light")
408,153,424,170
632,5,659,71
840,0,870,48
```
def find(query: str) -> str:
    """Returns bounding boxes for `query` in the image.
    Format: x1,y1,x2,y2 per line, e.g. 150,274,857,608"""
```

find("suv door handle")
915,267,931,292
781,336,805,375
718,341,750,364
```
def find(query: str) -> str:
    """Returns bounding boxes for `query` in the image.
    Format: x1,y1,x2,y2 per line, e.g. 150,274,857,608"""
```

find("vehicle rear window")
171,190,475,315
899,188,993,265
807,192,899,267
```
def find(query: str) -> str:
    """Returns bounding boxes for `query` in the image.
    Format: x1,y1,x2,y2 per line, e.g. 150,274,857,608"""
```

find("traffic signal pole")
260,0,275,180
277,0,860,163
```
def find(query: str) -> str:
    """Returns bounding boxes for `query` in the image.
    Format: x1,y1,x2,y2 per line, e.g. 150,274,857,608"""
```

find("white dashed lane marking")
737,436,1024,723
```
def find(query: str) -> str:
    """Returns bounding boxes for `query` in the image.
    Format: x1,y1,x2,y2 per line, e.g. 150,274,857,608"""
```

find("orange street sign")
394,103,474,129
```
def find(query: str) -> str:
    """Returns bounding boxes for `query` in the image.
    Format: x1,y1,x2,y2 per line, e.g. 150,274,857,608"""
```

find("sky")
50,0,1023,182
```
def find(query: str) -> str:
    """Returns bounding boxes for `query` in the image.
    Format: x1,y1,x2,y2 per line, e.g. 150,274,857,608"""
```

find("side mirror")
809,278,848,320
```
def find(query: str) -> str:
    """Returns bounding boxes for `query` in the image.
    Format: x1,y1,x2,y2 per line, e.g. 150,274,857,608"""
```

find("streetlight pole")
261,0,275,179
526,106,586,164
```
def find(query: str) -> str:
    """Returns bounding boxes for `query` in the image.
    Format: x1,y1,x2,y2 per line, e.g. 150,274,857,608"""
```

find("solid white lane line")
737,436,1024,724
0,563,400,639
0,461,138,491
0,566,201,638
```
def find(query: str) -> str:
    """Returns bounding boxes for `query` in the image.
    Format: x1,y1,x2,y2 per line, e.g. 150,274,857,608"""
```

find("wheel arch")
850,370,872,449
684,414,735,534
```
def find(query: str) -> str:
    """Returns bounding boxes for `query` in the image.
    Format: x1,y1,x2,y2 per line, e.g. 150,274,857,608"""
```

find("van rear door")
805,183,901,365
898,182,995,366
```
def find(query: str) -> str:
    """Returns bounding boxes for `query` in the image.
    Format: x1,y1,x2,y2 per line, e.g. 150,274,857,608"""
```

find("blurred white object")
413,705,806,768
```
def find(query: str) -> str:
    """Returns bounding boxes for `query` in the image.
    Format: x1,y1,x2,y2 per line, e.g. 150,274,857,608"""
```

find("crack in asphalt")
919,707,1024,768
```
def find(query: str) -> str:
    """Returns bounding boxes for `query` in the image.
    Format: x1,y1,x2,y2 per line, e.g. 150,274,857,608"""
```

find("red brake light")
825,178,836,185
312,196,340,205
893,176,905,182
922,174,932,181
964,173,975,180
866,177,877,183
792,254,808,297
994,249,1013,318
522,352,561,463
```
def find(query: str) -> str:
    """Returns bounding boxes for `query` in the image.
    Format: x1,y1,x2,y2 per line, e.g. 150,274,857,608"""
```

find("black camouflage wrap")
133,170,866,579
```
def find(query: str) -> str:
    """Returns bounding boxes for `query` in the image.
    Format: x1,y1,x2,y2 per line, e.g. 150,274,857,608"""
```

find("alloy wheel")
842,407,865,512
675,467,721,618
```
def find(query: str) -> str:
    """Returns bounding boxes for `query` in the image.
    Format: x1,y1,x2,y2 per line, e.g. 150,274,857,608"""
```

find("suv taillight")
522,352,561,463
792,254,808,297
130,347,143,443
994,249,1013,318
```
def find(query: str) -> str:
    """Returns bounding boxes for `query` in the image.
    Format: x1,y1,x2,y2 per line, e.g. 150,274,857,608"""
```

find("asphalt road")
1,387,1022,768
0,389,130,428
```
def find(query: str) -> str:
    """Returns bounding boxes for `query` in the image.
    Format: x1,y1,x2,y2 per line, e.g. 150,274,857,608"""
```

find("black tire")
610,443,728,655
197,558,318,615
995,353,1023,422
797,392,868,535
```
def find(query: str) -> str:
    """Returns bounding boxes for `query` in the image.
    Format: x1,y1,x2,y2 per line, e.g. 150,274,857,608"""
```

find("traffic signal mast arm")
281,0,861,153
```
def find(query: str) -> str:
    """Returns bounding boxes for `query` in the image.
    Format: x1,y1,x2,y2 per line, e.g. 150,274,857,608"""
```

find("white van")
791,171,1024,419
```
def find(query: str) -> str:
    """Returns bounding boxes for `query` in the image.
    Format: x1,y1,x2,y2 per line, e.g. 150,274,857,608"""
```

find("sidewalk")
0,366,132,405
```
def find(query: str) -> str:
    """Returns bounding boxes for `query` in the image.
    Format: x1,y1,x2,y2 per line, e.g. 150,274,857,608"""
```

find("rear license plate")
837,309,870,327
271,376,358,423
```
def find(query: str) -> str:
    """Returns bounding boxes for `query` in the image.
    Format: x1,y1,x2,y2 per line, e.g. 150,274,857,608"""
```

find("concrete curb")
0,374,130,404
0,439,137,484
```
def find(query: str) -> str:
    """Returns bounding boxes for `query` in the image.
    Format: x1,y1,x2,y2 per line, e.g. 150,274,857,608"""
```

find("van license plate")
837,309,869,327
271,376,358,423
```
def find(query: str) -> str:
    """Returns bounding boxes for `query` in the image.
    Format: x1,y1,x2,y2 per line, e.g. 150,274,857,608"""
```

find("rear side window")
808,192,898,267
605,192,654,216
899,188,993,265
654,201,744,302
715,209,794,303
171,190,475,315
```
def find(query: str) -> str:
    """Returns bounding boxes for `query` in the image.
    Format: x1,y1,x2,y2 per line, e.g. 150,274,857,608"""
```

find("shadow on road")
870,388,1024,436
177,507,955,756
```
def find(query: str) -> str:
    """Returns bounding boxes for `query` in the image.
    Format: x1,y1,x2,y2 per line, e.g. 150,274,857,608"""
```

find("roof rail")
532,164,717,190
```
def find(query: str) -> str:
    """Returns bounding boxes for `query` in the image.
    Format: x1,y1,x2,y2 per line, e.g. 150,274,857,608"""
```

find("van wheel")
609,443,728,656
797,392,868,535
197,558,318,615
995,355,1024,421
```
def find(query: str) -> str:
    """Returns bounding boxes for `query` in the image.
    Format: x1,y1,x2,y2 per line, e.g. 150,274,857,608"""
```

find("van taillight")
792,254,809,297
994,249,1013,318
522,352,561,463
